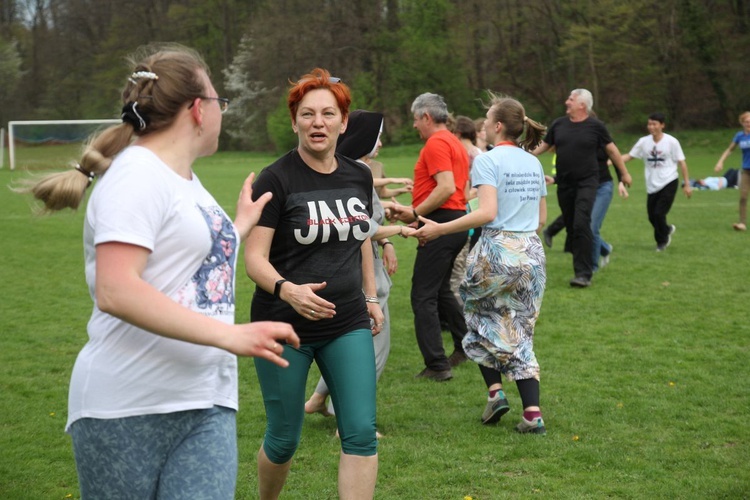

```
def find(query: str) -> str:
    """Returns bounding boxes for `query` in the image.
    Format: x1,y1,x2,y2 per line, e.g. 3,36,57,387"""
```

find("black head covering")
336,110,384,160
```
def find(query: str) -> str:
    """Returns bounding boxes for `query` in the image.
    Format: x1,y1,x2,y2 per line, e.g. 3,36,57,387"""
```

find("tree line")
2,0,748,151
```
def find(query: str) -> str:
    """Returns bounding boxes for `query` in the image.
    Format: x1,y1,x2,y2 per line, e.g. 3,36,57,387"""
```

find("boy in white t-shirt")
620,113,692,251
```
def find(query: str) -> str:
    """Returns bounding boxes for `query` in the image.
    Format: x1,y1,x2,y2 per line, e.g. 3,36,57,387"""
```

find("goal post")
7,119,121,170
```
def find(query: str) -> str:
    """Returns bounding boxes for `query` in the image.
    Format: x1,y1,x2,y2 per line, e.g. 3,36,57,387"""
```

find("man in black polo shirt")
533,89,632,287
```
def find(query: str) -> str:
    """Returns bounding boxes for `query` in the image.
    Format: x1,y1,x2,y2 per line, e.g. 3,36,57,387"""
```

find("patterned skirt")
459,228,546,381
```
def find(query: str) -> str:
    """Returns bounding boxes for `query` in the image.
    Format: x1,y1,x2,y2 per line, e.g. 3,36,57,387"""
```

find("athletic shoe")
415,367,453,382
569,276,591,288
599,246,612,268
516,416,547,435
481,393,510,425
448,350,469,367
542,228,553,248
657,225,676,251
733,222,747,231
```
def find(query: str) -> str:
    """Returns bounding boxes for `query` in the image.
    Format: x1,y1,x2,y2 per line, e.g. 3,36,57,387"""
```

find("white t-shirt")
67,146,239,431
628,133,685,194
471,145,547,232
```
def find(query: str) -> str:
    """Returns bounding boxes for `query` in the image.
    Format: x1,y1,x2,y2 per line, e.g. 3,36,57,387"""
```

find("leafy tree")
266,94,297,154
222,35,277,150
0,39,23,126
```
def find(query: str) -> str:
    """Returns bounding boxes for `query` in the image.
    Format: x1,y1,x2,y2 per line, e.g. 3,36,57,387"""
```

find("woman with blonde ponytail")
413,92,550,435
19,44,299,499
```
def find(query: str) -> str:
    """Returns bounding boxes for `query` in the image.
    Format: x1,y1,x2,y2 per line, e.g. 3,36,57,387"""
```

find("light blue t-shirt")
471,145,547,232
732,131,750,169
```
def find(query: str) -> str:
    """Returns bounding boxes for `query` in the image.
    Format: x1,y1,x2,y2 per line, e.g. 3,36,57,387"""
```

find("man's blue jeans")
591,180,613,271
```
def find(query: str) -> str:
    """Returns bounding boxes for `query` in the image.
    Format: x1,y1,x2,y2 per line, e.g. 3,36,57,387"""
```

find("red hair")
288,68,351,121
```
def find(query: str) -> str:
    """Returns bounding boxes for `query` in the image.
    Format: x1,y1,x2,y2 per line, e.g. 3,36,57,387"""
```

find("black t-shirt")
250,150,374,342
545,116,613,183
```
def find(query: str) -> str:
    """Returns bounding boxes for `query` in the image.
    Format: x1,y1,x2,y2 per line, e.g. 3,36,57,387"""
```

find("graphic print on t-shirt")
290,188,372,245
647,146,667,169
175,205,237,316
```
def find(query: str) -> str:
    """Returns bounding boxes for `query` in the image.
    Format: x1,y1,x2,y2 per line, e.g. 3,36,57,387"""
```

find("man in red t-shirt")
389,92,470,381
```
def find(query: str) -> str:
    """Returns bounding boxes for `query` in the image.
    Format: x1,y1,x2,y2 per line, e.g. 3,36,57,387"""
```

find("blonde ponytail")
12,123,134,212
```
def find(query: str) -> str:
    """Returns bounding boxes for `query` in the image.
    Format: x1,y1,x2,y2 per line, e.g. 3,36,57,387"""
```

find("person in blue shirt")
413,92,549,435
714,111,750,231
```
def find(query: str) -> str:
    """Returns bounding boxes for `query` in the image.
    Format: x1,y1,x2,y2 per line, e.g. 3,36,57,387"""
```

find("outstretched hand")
387,198,416,223
618,182,629,199
412,216,442,245
225,321,300,368
621,172,633,188
234,172,272,240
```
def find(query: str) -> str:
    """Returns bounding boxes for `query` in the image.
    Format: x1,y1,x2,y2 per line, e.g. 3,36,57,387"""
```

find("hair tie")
121,101,148,131
128,71,159,85
75,164,95,187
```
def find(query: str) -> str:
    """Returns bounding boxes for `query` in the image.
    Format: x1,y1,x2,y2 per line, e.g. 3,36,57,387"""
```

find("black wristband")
274,279,289,299
412,208,419,221
383,241,394,247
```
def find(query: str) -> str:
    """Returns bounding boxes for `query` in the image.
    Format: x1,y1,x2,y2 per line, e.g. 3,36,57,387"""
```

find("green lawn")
1,131,748,499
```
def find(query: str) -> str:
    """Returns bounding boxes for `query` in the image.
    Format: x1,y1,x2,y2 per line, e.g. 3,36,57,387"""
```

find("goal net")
6,119,121,170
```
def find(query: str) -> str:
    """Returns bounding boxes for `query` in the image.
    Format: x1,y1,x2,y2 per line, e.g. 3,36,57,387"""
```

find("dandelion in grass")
669,381,676,387
616,402,623,409
572,435,580,441
49,412,55,417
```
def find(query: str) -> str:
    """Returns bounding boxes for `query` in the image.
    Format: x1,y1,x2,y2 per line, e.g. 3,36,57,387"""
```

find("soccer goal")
6,119,120,170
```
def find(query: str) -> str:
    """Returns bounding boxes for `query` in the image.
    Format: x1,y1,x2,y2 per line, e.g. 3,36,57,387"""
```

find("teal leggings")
255,328,377,463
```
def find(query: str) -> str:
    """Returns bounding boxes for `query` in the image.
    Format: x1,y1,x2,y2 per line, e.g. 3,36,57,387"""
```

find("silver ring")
310,309,316,316
376,323,384,327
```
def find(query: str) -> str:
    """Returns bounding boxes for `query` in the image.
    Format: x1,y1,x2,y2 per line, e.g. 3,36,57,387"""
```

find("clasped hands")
383,198,439,246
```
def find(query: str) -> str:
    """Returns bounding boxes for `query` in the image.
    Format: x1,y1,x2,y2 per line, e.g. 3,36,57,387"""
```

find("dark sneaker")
516,416,546,434
415,367,453,382
481,394,510,425
448,350,469,367
542,229,553,248
569,276,591,288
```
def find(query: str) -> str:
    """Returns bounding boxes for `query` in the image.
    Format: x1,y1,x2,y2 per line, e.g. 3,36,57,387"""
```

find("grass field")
1,129,749,499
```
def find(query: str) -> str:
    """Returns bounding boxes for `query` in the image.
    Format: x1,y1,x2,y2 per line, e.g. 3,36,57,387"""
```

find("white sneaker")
600,246,612,268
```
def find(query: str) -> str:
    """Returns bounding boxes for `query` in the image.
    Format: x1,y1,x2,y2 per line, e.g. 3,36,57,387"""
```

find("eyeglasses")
189,96,230,113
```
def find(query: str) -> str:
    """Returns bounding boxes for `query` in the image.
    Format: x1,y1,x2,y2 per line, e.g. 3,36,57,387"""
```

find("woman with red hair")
244,68,382,499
